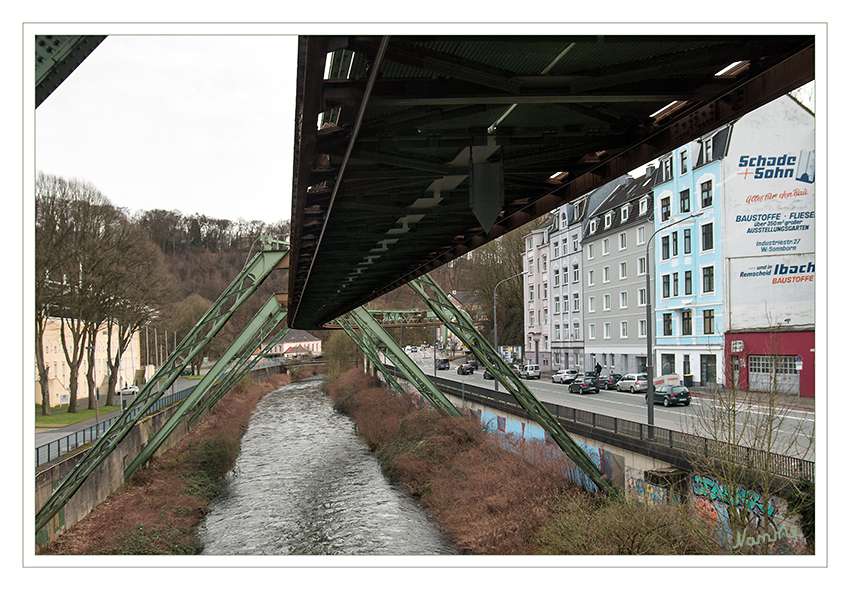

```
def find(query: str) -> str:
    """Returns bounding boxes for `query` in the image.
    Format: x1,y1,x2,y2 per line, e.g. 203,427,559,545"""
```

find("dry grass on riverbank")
326,369,719,555
38,372,298,555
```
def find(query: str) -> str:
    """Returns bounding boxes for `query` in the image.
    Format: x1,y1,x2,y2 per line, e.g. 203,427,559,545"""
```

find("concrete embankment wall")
35,365,286,549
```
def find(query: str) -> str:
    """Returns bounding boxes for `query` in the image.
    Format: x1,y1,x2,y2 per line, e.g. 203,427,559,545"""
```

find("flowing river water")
197,376,458,555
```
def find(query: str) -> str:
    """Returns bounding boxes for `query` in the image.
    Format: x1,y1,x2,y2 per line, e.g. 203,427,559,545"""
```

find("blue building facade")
651,126,730,386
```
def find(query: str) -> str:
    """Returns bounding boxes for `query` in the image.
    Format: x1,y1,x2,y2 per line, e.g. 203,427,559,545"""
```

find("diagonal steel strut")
346,306,462,418
124,295,289,479
36,240,289,535
335,314,408,397
408,273,620,498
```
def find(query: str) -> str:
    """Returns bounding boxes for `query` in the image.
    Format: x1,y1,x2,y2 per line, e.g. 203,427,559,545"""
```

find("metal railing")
385,366,815,483
35,384,197,468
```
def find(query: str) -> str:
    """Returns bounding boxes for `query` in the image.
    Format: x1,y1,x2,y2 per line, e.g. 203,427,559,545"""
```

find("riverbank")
326,369,719,555
38,369,322,555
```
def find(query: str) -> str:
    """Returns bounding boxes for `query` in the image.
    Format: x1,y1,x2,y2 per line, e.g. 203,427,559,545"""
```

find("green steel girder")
408,273,620,498
188,318,292,427
35,241,289,535
348,306,462,418
365,309,441,327
335,314,408,397
124,295,289,478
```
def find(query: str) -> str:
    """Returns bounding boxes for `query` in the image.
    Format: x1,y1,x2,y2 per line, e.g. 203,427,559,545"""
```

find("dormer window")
589,219,597,233
662,157,673,182
639,197,648,215
604,212,613,228
620,205,629,222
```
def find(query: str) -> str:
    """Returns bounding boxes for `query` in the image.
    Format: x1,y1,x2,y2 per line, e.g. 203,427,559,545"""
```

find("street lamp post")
645,211,704,431
493,271,525,391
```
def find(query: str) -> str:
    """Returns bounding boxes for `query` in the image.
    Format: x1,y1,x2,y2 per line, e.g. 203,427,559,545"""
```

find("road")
403,347,815,461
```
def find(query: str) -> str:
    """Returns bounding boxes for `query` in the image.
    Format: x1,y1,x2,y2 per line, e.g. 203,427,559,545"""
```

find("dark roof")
584,172,655,241
281,329,320,343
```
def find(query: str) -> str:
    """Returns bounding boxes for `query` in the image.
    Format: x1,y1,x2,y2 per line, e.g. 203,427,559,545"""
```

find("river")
197,376,457,555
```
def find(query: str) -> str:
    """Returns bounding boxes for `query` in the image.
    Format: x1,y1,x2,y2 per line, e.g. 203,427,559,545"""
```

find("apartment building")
582,170,655,376
523,215,555,367
547,197,588,371
652,125,728,386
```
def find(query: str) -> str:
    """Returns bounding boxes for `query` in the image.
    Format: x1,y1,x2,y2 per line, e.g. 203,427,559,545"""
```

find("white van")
521,364,541,379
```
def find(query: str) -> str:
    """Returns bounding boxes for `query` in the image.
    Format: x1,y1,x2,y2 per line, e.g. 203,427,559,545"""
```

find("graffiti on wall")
626,474,668,507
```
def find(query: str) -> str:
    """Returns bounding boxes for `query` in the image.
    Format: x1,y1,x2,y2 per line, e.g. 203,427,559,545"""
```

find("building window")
528,257,533,273
702,265,715,293
661,196,671,221
619,232,627,250
672,232,678,257
701,137,713,164
554,296,560,314
685,270,692,295
684,228,691,254
590,219,597,233
661,235,670,260
589,323,596,339
620,321,628,338
662,158,673,182
529,286,534,301
662,274,670,298
543,283,548,299
554,269,559,286
621,206,629,222
680,189,690,213
603,293,611,311
573,264,579,283
620,291,628,308
572,234,579,252
639,287,647,306
555,324,560,340
604,322,611,339
637,225,645,244
588,296,595,313
703,309,715,334
587,243,594,260
574,323,580,340
701,222,714,251
603,266,610,283
682,310,693,335
554,241,559,258
638,256,647,275
663,313,673,336
701,180,713,208
542,256,547,272
588,269,595,286
573,293,580,312
527,237,533,251
543,309,548,324
605,212,613,228
528,310,534,325
639,198,648,215
680,150,688,174
603,238,610,255
673,272,679,297
639,319,647,337
619,261,627,279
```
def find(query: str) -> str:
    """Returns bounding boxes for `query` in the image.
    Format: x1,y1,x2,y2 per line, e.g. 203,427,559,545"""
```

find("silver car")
551,369,578,384
617,373,647,393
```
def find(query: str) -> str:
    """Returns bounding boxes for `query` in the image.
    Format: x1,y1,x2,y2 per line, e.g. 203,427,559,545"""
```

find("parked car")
436,358,450,370
457,363,474,375
483,369,494,380
600,373,623,390
119,385,139,395
617,373,648,393
520,364,541,379
551,369,575,384
569,374,599,394
466,359,478,370
647,384,691,407
410,346,418,353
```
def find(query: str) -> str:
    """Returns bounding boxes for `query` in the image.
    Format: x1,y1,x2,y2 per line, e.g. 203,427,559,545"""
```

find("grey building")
522,215,556,367
582,168,656,376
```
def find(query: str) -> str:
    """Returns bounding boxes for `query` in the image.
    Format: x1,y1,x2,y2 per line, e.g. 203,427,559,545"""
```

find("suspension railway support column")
335,314,407,397
408,273,620,499
124,294,290,479
345,307,462,418
35,239,289,536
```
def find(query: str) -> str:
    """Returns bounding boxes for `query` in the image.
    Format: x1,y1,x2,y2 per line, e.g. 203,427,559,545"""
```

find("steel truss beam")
187,313,292,428
335,314,407,397
35,239,289,535
345,306,462,418
124,294,290,478
408,273,620,498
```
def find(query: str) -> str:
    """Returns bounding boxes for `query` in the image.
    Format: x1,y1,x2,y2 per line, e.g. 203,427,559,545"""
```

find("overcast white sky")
35,34,299,224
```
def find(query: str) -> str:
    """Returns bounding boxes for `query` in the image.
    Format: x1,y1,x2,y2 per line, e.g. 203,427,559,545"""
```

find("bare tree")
684,323,815,554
